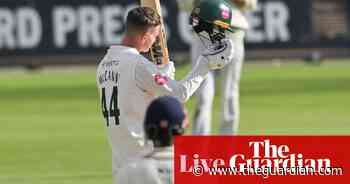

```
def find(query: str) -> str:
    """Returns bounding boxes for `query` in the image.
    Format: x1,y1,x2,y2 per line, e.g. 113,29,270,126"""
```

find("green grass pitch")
0,60,349,183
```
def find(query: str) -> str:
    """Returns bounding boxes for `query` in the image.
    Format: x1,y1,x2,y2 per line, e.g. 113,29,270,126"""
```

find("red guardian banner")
174,136,349,184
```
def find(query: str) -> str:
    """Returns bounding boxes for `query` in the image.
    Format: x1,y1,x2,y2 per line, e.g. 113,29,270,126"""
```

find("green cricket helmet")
190,0,235,43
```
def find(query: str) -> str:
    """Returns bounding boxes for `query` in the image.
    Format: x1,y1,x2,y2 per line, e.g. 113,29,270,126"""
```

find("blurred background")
0,0,349,184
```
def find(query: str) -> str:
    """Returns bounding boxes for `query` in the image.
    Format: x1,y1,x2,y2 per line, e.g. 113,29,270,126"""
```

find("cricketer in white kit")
116,147,174,184
96,6,234,184
186,0,258,135
116,96,185,184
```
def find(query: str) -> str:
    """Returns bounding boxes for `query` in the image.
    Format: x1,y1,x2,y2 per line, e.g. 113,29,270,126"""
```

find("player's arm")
135,39,234,103
135,58,206,102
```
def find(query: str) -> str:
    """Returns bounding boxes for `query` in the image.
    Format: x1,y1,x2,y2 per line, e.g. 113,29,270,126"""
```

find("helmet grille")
191,16,226,43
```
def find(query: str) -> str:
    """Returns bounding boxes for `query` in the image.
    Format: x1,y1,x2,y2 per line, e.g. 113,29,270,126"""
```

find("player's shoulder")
97,45,145,66
134,55,159,76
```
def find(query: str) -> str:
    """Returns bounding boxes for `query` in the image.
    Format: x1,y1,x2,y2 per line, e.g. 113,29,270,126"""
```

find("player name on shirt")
97,59,120,85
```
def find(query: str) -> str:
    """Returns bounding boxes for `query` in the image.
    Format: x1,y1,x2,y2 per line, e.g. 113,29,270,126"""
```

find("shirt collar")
108,45,139,55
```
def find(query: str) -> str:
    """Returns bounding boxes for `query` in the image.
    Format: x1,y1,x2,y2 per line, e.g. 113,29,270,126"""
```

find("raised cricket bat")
140,0,169,65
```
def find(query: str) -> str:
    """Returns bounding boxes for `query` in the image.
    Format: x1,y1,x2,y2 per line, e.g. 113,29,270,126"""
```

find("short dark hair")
126,7,161,34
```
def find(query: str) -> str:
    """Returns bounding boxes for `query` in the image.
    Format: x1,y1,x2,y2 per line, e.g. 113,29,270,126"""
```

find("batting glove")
201,39,235,70
157,61,175,80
